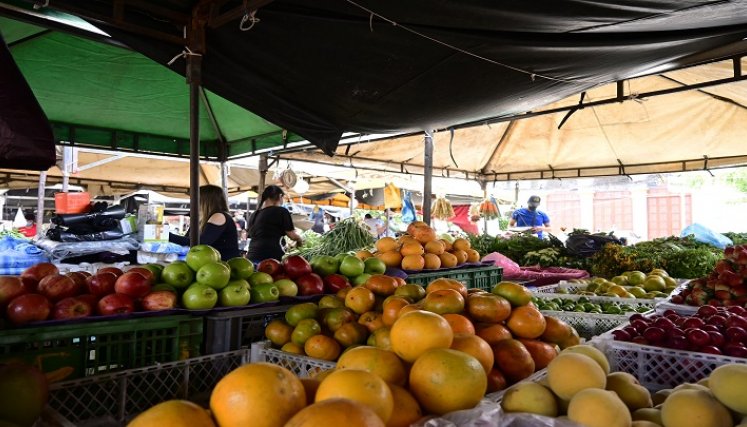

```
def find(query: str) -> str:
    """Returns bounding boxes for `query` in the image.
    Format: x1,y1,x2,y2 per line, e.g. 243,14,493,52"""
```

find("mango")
568,389,632,427
708,364,747,415
501,382,558,417
661,389,732,427
547,353,606,400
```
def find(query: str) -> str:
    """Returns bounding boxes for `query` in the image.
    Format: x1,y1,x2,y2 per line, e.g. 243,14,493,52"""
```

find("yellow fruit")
452,238,471,252
568,389,632,427
128,400,216,427
316,369,394,423
386,385,422,427
451,250,468,265
605,373,653,411
424,240,445,255
439,252,458,268
708,364,747,415
210,363,306,427
401,242,425,256
501,382,558,417
378,251,403,268
401,255,425,271
376,237,399,253
631,421,663,427
285,398,385,427
336,346,407,386
357,250,375,260
423,253,441,269
562,345,611,374
661,389,732,427
466,249,480,263
390,310,453,363
547,353,607,400
633,408,663,425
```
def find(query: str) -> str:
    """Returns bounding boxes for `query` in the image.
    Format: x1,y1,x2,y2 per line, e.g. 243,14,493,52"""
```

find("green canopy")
2,12,303,160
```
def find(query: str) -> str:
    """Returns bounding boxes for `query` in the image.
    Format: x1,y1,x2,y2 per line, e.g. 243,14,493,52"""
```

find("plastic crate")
0,315,202,381
251,340,336,377
533,291,657,311
539,310,634,339
596,336,747,391
54,192,91,214
41,349,249,426
204,305,293,354
406,266,503,291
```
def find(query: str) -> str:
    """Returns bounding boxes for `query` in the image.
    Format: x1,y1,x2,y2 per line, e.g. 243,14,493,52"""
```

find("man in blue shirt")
510,195,551,238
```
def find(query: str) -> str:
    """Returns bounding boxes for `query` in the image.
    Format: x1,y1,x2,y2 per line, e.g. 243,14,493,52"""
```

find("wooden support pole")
423,131,434,225
36,172,46,238
257,153,268,209
187,9,207,246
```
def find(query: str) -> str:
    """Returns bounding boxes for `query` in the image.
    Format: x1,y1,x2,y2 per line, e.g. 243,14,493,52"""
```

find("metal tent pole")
257,153,268,209
423,131,434,225
36,172,46,238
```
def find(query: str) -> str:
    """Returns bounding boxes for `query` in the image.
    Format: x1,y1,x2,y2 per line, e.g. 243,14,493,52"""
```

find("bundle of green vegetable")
294,218,374,259
0,230,28,239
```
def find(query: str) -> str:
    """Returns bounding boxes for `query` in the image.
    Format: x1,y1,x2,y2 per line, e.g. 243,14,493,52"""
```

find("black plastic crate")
204,305,292,354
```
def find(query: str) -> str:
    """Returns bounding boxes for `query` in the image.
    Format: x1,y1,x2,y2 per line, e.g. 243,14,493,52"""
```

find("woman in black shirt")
246,185,303,262
169,185,240,260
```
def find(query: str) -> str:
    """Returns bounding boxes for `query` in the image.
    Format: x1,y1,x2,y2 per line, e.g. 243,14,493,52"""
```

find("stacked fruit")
307,252,388,290
670,245,747,308
368,221,480,272
500,345,747,427
611,306,747,358
265,277,581,392
561,269,678,299
533,296,650,315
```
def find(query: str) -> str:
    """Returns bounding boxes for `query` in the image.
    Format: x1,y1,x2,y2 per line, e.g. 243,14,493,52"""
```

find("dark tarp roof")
31,0,747,155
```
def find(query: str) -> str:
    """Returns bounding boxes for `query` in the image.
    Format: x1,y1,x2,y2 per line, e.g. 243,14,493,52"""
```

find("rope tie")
167,46,203,66
240,10,260,31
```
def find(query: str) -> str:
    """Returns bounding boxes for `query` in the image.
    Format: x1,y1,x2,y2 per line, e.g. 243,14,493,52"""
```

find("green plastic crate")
406,266,503,291
0,315,202,381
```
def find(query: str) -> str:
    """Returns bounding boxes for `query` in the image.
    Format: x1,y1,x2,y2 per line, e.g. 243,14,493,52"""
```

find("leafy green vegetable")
293,218,374,259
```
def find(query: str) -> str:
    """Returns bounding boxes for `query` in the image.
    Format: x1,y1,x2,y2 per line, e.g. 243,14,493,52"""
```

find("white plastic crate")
251,341,336,377
540,310,634,339
41,350,250,426
533,291,657,311
654,300,699,316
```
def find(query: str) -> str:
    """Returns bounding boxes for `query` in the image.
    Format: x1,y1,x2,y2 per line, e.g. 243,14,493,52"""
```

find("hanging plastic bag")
681,223,733,249
384,183,402,210
401,190,416,224
13,208,26,227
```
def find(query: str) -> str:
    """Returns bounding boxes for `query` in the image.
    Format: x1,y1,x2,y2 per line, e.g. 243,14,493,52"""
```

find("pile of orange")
372,221,480,272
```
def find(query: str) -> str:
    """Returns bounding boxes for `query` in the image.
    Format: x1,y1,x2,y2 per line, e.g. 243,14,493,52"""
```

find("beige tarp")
279,59,747,181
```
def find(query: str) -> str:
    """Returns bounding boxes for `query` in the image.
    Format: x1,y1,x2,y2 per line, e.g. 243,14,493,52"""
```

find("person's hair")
24,213,35,221
199,185,229,232
364,214,372,219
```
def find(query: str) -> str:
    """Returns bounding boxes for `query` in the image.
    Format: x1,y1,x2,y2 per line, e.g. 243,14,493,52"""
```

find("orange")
492,339,535,383
397,303,423,319
337,346,407,386
365,275,399,296
210,363,306,427
506,306,547,339
487,368,508,393
407,222,437,244
452,238,471,252
398,235,418,246
313,369,335,382
323,307,356,332
440,239,453,252
382,296,410,326
409,348,487,415
442,313,475,335
334,322,369,347
300,378,320,404
390,310,453,363
358,311,386,333
424,240,445,255
475,323,513,346
451,249,468,265
401,255,425,271
557,327,581,350
492,281,532,306
316,369,394,422
128,400,216,427
423,253,442,269
345,287,376,314
393,277,407,287
466,293,511,323
518,339,558,370
422,289,465,315
450,333,494,374
466,249,481,263
285,398,385,427
356,250,375,260
386,385,423,427
439,252,458,268
369,327,393,351
400,242,424,256
541,315,573,344
281,342,305,355
265,319,293,347
406,221,429,236
376,237,399,253
377,251,403,268
336,287,352,299
427,278,468,298
304,335,341,361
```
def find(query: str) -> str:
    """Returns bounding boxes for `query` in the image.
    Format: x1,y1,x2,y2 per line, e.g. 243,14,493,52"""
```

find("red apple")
707,331,726,347
0,276,26,309
296,273,324,296
726,315,747,330
682,317,706,330
126,267,155,285
140,291,177,311
257,259,282,276
97,267,123,278
685,328,711,347
86,272,117,297
323,273,351,294
20,263,59,293
37,274,83,302
78,271,92,278
6,294,51,325
700,346,723,355
696,305,718,318
272,273,290,282
97,293,135,315
76,293,99,308
65,272,88,289
725,326,747,344
282,255,312,279
114,272,152,298
724,343,747,358
52,296,93,320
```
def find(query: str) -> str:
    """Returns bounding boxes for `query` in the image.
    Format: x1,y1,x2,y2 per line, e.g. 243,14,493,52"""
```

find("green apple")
334,253,349,264
185,245,221,271
250,283,279,303
274,279,298,297
285,302,319,326
311,255,339,276
248,272,274,287
196,261,231,290
181,283,218,310
142,264,164,283
339,255,365,278
351,273,372,287
364,257,386,275
227,257,254,280
161,261,195,289
152,283,177,294
219,280,251,306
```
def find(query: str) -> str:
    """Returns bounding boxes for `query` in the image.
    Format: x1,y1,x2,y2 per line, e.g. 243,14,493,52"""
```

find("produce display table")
403,265,503,290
